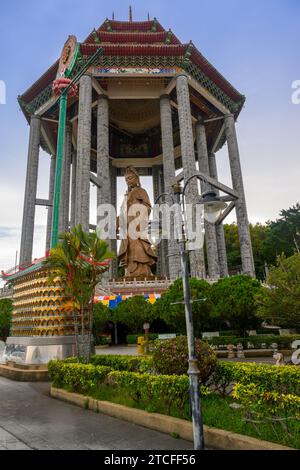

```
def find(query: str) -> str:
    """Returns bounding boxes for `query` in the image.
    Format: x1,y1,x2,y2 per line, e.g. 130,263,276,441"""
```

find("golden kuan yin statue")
118,167,157,278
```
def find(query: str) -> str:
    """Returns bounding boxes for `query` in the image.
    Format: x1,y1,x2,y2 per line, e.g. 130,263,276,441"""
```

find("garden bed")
48,356,300,449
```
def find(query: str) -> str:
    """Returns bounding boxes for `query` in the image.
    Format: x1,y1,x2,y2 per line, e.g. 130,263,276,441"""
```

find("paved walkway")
0,377,192,450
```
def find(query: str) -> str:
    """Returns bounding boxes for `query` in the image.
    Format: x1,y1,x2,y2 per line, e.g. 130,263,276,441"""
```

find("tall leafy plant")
44,225,114,361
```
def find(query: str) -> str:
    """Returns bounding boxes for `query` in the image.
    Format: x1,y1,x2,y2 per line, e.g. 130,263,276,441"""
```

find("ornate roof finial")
112,12,115,20
129,5,133,22
147,13,150,21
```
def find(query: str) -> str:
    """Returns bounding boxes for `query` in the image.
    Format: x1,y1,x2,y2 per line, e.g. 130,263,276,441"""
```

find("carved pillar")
196,119,220,280
46,154,56,251
70,151,77,228
208,153,228,277
75,75,92,232
224,113,255,277
110,163,118,279
97,95,110,209
160,95,181,280
59,124,72,233
20,115,41,266
176,75,205,278
152,165,169,278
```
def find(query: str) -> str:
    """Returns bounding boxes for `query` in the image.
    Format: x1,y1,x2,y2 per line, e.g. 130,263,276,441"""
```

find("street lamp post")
172,182,205,450
150,173,235,450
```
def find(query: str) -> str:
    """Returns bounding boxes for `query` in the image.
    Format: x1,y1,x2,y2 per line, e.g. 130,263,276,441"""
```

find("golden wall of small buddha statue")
12,268,75,337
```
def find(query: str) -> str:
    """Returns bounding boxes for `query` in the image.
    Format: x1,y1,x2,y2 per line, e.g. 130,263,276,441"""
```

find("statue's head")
125,166,141,189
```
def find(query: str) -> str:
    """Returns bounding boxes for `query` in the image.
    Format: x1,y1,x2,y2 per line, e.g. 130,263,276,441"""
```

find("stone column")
152,165,169,278
97,95,116,279
224,113,255,277
176,75,205,278
160,94,181,280
97,95,110,208
75,75,92,232
46,154,56,251
109,163,118,279
20,115,41,266
59,124,72,233
208,153,229,277
70,151,77,228
196,119,220,280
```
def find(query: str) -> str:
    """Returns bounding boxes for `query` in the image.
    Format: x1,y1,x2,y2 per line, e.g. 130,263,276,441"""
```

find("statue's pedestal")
107,277,172,297
3,336,76,365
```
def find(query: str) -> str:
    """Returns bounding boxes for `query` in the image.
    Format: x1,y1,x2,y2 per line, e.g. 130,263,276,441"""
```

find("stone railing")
109,278,172,290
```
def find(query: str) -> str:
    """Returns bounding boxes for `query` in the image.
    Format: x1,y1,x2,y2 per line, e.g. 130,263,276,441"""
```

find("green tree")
154,278,213,337
224,223,269,279
0,299,12,340
263,204,300,264
93,302,112,343
44,225,114,360
256,253,300,330
210,275,262,336
114,296,154,332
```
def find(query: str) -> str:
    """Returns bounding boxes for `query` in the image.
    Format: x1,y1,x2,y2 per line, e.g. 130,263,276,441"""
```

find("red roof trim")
21,60,58,103
80,43,186,57
86,31,180,45
98,19,165,32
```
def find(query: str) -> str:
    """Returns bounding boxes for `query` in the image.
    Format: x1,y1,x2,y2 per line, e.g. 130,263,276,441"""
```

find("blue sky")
0,0,299,276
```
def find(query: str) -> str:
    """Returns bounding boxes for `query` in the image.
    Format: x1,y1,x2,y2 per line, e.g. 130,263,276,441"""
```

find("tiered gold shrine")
12,268,74,338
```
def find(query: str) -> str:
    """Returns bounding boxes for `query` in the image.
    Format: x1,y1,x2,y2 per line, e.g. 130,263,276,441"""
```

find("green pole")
51,92,67,249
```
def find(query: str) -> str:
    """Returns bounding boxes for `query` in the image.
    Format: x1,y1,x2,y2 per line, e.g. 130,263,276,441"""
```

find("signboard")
158,334,176,340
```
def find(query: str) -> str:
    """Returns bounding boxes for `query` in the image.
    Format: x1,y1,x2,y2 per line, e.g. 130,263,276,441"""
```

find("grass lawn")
80,385,299,449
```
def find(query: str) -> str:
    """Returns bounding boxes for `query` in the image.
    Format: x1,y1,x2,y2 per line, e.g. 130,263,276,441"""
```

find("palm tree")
44,225,114,361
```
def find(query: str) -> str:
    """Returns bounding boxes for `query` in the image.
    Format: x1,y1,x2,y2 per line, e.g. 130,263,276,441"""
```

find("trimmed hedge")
63,354,153,373
89,354,153,373
108,371,190,414
205,334,300,350
127,334,159,345
212,361,300,396
48,359,193,415
48,361,112,394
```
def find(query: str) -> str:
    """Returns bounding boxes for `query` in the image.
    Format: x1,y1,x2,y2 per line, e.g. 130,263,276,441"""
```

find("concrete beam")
36,198,52,207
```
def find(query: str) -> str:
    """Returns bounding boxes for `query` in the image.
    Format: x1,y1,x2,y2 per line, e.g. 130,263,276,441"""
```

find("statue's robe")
118,186,157,277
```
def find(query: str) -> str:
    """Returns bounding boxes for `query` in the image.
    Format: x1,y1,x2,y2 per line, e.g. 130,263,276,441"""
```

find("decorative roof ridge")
20,60,58,103
97,18,165,32
85,30,181,45
190,46,244,101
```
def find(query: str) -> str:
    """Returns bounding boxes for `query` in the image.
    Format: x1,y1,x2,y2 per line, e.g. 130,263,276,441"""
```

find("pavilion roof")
19,17,245,134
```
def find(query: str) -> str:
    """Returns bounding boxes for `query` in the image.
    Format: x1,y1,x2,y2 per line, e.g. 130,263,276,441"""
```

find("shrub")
151,336,217,382
89,354,153,373
108,370,190,414
48,360,112,393
96,336,110,346
211,361,300,397
232,383,300,445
